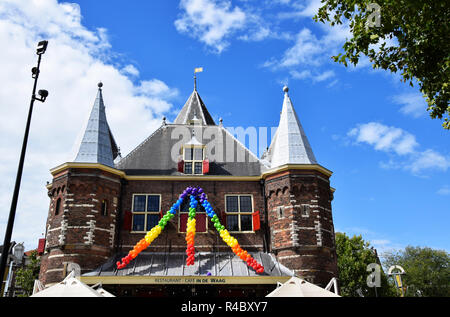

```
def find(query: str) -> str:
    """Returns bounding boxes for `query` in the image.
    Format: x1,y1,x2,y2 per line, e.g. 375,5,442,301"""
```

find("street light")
3,243,25,297
0,41,49,296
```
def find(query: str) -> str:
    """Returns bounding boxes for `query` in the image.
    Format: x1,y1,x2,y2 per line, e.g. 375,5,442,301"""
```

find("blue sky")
0,0,448,256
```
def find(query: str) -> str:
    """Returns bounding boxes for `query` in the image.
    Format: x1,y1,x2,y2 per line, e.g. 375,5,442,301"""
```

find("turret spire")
268,86,317,168
74,82,119,167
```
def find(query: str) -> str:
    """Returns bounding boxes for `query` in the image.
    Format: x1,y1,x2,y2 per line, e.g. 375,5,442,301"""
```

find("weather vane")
194,67,203,90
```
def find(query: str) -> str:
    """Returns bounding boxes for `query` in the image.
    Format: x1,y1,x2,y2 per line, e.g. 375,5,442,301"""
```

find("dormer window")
177,132,209,175
183,145,205,174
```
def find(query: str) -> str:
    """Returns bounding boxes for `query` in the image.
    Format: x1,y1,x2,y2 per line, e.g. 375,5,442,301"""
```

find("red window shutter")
196,214,207,232
178,160,184,173
38,238,46,254
123,211,132,231
252,211,260,231
202,159,209,174
179,214,188,232
179,214,207,232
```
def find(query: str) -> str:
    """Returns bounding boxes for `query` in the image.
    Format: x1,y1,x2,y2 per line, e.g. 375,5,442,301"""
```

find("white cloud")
121,64,140,77
174,0,247,53
392,92,426,118
0,0,178,250
262,20,350,84
348,122,418,155
277,0,323,19
175,0,293,52
290,69,335,83
274,28,323,68
437,185,450,196
348,122,450,175
407,150,450,174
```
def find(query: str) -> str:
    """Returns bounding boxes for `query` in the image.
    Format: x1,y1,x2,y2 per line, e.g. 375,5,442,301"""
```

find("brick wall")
265,169,338,286
40,166,337,287
119,179,266,253
39,167,121,285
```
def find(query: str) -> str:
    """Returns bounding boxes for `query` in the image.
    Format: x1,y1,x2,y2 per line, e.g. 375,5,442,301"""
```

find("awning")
81,251,294,285
266,276,340,297
31,271,115,297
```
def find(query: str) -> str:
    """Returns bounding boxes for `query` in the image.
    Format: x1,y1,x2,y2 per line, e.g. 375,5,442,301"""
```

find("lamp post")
0,41,49,296
3,243,25,297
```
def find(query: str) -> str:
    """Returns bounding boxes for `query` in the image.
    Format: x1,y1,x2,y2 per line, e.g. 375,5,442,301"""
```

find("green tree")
336,232,397,297
15,250,41,297
313,0,450,129
382,246,450,297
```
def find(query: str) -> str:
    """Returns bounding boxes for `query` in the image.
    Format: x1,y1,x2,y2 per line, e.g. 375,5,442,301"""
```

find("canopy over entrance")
82,251,293,285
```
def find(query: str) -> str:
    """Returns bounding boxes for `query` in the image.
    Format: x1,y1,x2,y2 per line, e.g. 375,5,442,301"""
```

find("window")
131,194,161,232
101,200,108,216
278,206,285,219
225,195,253,232
178,198,207,233
301,204,310,217
55,198,61,215
183,146,205,175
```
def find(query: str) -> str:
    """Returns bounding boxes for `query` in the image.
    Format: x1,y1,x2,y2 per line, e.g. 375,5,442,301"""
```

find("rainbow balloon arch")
116,186,265,274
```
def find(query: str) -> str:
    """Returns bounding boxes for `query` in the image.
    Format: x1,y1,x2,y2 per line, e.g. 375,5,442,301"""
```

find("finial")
194,74,197,91
219,117,223,125
162,116,167,125
283,85,289,93
98,82,103,89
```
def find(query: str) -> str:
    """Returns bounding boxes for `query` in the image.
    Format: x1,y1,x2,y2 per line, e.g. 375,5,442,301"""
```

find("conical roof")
74,83,119,167
268,86,317,168
173,88,216,125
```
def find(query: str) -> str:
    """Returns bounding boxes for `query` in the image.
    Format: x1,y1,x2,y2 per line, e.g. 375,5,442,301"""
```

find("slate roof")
82,252,294,278
115,124,267,176
74,83,119,167
265,86,317,168
173,88,216,125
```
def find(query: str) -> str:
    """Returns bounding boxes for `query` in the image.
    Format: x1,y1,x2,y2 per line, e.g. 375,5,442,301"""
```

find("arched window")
101,200,108,216
55,198,61,215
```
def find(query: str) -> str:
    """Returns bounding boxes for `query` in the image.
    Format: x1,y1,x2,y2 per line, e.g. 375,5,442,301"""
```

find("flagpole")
194,72,197,91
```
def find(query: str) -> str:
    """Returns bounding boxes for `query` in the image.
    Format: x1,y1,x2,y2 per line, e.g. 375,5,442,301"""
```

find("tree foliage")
335,232,397,297
314,0,450,129
15,250,41,297
382,246,450,297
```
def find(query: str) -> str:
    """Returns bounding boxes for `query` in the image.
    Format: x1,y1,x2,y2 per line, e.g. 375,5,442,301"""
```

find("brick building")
39,81,338,296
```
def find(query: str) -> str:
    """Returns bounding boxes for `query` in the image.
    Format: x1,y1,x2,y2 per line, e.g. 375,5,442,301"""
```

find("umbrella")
266,276,340,297
31,271,112,297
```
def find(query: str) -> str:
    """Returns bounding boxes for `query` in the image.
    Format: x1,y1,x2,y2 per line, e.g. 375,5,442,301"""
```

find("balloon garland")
185,194,197,265
116,186,264,274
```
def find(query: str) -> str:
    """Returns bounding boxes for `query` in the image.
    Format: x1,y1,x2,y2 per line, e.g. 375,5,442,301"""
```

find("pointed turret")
173,82,216,125
268,86,317,168
74,82,119,167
